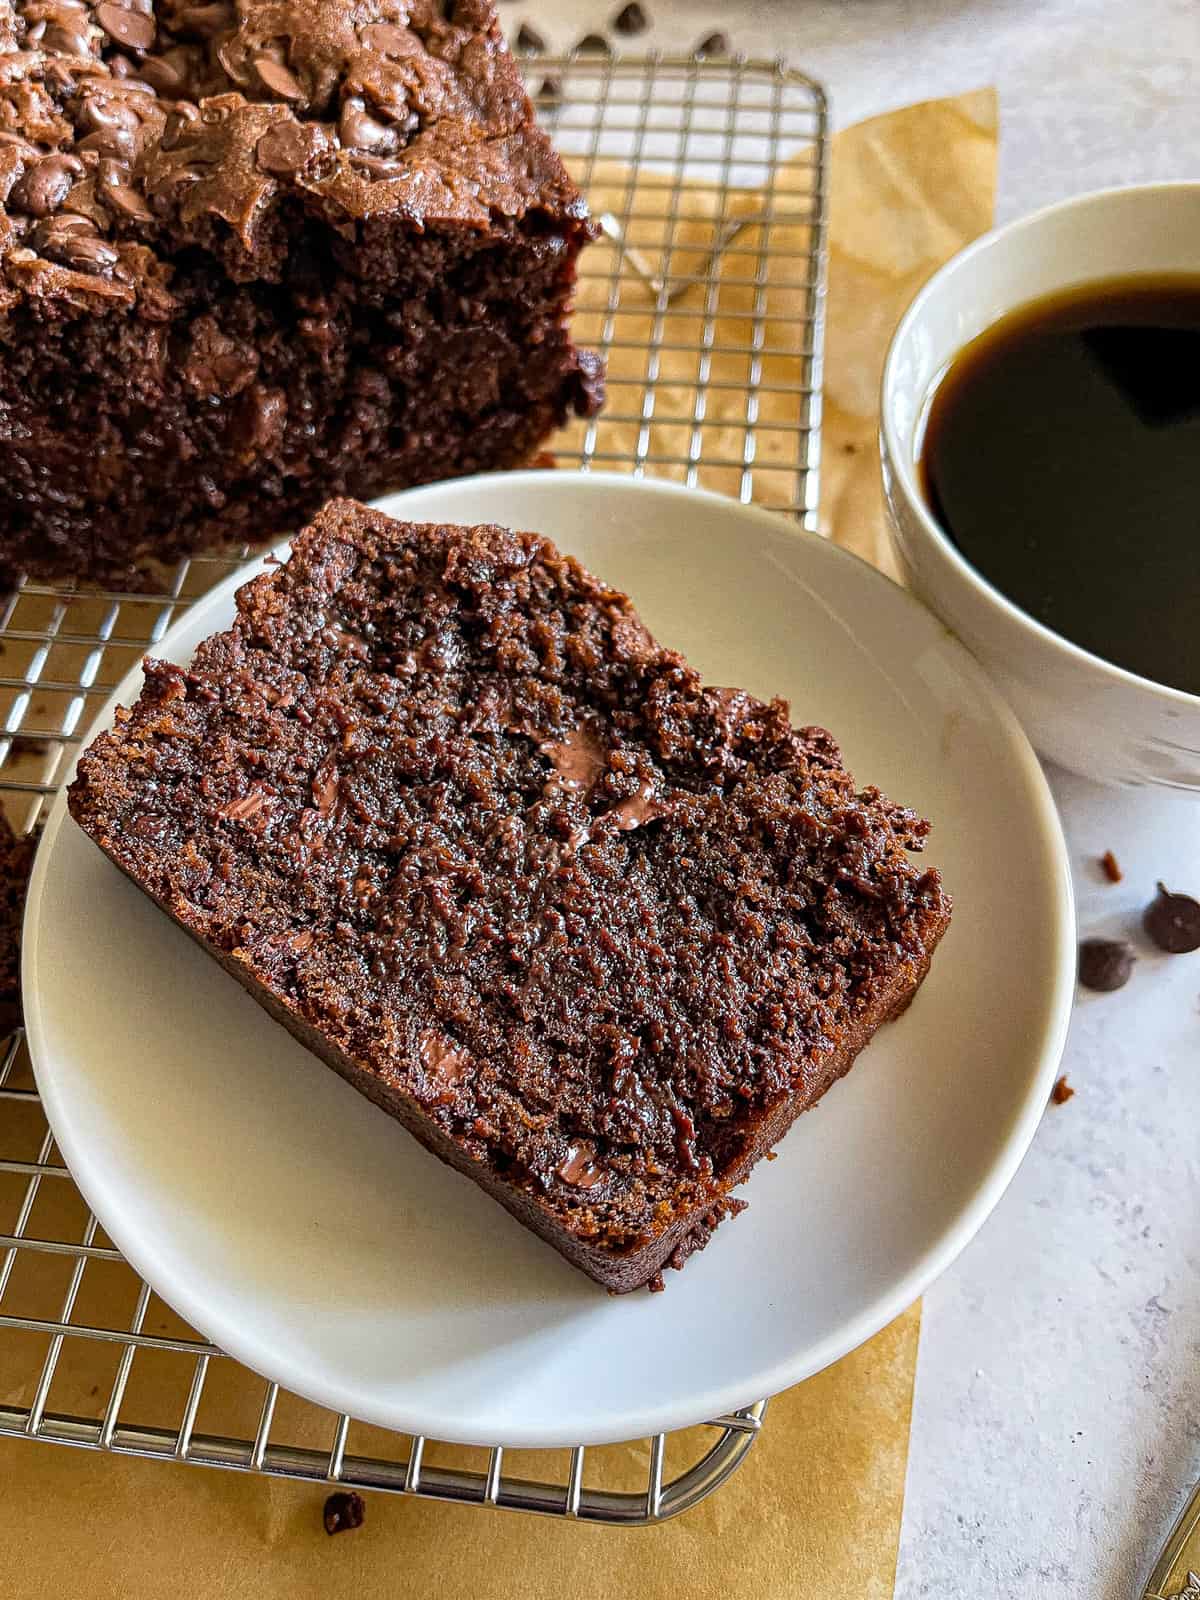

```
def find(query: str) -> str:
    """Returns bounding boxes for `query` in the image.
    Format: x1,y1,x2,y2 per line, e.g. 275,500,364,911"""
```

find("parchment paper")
0,89,997,1599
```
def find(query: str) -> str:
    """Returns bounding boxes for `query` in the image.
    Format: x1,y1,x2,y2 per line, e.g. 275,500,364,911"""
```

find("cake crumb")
1051,1076,1074,1106
1099,850,1122,883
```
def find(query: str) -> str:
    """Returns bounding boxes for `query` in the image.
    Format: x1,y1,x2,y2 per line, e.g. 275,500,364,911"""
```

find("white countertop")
520,3,1200,1592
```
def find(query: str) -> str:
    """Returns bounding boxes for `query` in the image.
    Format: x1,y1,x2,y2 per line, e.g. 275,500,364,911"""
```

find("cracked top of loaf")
0,0,588,310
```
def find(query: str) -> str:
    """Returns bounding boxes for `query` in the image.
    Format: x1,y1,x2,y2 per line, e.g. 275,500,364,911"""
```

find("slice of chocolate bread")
68,499,952,1290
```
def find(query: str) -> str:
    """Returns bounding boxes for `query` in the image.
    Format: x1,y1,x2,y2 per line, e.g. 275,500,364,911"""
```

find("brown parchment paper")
0,89,996,1600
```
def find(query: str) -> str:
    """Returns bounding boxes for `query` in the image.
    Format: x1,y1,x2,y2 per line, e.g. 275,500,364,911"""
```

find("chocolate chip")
1078,937,1135,992
0,131,39,158
78,93,143,136
58,233,119,272
613,2,648,33
1099,849,1122,884
255,122,308,176
576,32,611,54
79,126,139,161
515,22,544,53
255,56,305,102
161,103,201,151
1143,882,1200,954
359,22,411,56
339,97,397,154
95,3,155,52
170,1,232,37
694,30,730,57
15,154,83,219
558,1142,602,1187
214,38,252,87
42,16,94,55
347,153,404,180
323,1490,365,1535
129,812,172,843
138,54,188,96
104,182,153,221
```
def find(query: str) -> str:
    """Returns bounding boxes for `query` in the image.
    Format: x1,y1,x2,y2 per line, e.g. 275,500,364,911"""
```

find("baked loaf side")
68,500,952,1291
0,0,601,583
0,807,35,1033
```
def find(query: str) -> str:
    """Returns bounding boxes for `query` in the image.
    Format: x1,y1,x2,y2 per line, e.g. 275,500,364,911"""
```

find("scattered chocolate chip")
359,22,411,56
95,3,155,52
1144,882,1200,954
339,97,397,154
35,215,120,274
515,21,544,53
78,94,143,137
255,122,311,177
14,154,83,219
1050,1075,1074,1105
255,56,305,102
104,183,153,221
1078,937,1135,992
694,30,730,57
43,16,93,54
1098,849,1122,884
129,812,172,843
347,153,404,181
535,76,562,107
613,2,648,33
576,32,611,54
79,125,139,161
160,103,201,151
323,1490,365,1535
138,54,188,96
558,1142,602,1187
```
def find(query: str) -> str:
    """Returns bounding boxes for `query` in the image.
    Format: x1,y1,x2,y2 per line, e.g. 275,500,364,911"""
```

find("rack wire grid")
0,51,828,1525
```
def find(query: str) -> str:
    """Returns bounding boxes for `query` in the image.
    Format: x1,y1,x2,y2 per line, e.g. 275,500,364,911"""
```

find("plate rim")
22,472,1076,1446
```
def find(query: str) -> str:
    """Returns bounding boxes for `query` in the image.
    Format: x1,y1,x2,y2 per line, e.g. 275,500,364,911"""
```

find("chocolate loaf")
0,0,600,585
68,500,952,1291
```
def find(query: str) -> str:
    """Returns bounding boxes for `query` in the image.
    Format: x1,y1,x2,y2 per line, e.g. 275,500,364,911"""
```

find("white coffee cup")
881,183,1200,789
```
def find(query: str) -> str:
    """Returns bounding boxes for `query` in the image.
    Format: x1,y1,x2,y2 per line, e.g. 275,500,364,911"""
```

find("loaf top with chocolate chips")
0,0,588,312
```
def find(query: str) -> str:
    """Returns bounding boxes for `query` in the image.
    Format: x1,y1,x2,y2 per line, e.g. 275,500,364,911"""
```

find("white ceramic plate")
24,474,1074,1448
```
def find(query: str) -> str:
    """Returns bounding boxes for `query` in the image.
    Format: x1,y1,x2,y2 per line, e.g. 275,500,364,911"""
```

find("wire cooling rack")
0,53,828,1525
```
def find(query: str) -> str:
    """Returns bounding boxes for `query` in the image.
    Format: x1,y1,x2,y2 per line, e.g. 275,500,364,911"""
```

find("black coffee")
920,275,1200,696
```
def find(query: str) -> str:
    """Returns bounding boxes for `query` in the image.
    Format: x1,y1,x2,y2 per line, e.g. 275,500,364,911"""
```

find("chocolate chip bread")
68,500,952,1291
0,0,601,584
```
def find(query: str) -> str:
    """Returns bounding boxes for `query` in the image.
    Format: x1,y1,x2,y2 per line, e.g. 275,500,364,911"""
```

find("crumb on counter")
1099,850,1122,883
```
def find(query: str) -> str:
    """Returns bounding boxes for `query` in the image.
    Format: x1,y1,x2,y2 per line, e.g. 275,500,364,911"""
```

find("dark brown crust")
68,501,953,1291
